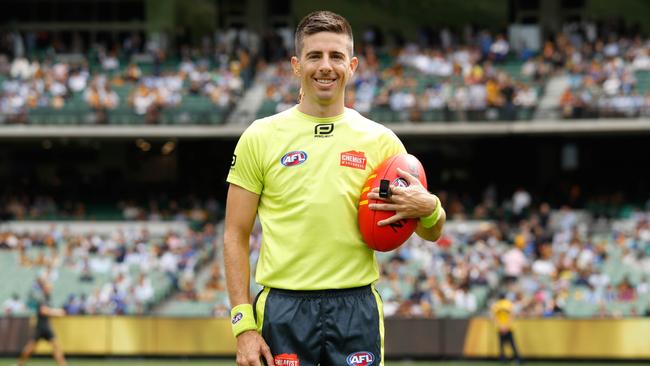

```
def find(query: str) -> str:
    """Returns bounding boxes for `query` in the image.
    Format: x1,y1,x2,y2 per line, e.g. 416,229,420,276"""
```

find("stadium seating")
0,224,216,316
4,202,650,319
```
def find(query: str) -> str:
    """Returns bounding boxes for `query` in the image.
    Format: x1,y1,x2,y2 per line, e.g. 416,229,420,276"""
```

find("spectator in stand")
617,279,637,302
62,294,83,315
454,282,477,313
514,83,538,118
512,187,532,221
133,273,154,313
502,241,528,282
490,34,510,63
201,262,226,300
78,257,94,282
532,243,557,278
3,293,26,315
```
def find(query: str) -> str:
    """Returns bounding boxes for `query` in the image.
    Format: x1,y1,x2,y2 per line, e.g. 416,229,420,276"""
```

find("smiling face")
291,32,358,116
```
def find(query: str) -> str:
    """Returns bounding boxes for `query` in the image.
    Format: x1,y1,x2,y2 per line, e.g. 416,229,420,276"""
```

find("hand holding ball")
358,154,427,252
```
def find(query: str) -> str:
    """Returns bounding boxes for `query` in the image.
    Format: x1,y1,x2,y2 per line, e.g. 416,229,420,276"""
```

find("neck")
297,100,345,118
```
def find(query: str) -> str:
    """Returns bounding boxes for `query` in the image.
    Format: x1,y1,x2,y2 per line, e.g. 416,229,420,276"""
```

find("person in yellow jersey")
224,10,446,366
491,293,522,365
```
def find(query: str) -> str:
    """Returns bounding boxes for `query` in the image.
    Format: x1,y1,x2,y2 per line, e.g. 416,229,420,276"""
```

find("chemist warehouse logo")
340,150,367,170
281,151,308,167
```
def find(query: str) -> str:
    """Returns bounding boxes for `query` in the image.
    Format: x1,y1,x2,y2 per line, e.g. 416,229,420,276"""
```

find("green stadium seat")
635,71,650,94
257,100,278,119
208,109,225,125
608,301,634,317
419,110,435,122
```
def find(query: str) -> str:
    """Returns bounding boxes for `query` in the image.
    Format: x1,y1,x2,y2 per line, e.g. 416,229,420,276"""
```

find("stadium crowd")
260,29,542,122
257,22,650,122
240,185,650,319
5,23,650,124
374,197,650,318
0,193,222,224
2,187,650,318
554,22,650,119
1,224,218,315
0,29,254,124
0,189,650,317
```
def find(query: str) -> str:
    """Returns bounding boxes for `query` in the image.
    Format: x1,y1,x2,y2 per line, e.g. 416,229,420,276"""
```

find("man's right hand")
236,330,274,366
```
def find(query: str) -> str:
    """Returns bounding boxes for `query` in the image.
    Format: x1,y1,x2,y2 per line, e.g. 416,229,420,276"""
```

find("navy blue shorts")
254,285,384,366
34,325,54,341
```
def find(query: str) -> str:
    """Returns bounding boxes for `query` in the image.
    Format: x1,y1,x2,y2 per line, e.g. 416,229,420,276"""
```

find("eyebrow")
304,50,346,58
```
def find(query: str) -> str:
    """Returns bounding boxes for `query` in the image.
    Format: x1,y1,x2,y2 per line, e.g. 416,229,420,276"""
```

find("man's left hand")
367,167,438,226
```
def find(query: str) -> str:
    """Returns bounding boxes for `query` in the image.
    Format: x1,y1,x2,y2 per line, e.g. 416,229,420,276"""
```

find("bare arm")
224,184,260,307
40,305,66,317
223,184,273,366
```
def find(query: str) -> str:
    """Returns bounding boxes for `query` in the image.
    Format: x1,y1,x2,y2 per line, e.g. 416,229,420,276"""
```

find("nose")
317,56,333,74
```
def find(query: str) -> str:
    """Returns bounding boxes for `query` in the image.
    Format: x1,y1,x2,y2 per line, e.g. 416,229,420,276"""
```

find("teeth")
316,79,334,83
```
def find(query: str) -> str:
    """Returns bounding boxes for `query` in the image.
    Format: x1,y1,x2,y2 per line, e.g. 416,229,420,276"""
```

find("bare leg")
51,338,67,366
17,339,36,366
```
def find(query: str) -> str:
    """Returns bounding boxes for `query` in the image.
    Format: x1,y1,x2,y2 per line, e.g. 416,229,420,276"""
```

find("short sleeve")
381,128,407,159
226,124,264,194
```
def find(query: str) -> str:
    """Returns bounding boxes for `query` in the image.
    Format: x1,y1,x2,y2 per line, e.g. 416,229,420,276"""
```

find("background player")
16,278,67,366
491,293,522,365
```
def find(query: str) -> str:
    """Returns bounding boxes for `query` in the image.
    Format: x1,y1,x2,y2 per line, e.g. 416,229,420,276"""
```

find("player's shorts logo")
281,151,308,167
231,312,243,324
274,353,299,366
346,351,374,366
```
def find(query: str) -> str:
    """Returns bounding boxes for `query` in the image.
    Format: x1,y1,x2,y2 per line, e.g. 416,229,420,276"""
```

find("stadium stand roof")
2,119,650,138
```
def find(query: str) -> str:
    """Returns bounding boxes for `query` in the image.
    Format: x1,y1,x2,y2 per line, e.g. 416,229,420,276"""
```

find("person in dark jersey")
17,278,67,366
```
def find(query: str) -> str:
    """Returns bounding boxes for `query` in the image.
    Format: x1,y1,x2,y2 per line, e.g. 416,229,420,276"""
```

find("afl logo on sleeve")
314,123,334,138
281,151,308,167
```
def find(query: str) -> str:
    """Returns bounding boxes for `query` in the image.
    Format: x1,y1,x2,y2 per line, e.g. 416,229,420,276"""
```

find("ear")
349,56,359,76
291,56,301,76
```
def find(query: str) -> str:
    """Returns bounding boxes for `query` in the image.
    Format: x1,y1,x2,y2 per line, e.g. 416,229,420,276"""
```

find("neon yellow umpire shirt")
227,106,406,290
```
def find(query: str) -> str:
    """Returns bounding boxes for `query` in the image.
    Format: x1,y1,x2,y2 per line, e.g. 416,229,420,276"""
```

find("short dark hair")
294,10,353,57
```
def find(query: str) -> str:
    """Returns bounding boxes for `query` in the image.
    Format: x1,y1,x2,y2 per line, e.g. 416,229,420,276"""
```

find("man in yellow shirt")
491,293,521,365
224,10,446,366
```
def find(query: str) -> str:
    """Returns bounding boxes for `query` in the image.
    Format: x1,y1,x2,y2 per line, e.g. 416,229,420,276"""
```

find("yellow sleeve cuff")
419,196,442,229
230,304,257,337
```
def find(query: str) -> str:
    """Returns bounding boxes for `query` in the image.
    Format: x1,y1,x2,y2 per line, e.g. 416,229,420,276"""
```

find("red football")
358,153,428,252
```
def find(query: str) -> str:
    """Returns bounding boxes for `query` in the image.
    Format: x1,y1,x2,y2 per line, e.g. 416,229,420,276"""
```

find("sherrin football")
358,153,427,252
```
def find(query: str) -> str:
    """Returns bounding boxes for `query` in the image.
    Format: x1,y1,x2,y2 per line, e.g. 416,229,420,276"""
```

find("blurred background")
2,0,650,363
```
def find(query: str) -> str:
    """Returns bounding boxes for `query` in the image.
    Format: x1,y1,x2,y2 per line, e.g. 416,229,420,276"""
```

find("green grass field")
2,359,650,366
